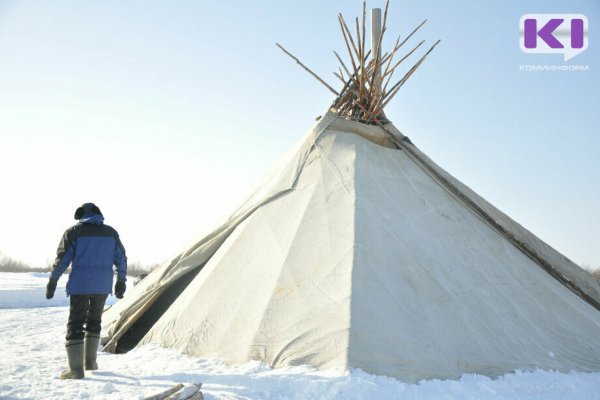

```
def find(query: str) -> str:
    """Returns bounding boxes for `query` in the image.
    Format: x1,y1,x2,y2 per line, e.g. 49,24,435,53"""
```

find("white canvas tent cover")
102,112,600,382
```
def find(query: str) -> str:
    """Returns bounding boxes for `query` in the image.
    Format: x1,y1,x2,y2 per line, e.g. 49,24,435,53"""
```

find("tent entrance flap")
114,267,202,353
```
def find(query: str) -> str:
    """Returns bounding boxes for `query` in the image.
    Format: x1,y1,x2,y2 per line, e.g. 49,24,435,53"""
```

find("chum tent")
101,3,600,382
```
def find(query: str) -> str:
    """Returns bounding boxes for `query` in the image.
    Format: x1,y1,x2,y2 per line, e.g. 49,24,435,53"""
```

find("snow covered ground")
1,272,599,399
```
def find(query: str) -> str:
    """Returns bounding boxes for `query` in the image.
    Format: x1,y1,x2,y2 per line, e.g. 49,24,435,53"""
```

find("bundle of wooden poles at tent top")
276,0,440,125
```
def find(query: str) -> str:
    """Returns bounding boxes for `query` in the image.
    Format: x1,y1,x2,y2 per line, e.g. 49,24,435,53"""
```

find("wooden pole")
275,43,339,96
327,2,438,120
377,39,441,112
143,384,184,400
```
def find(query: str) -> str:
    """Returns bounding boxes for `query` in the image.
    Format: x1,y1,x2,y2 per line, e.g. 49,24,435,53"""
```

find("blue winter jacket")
51,213,127,296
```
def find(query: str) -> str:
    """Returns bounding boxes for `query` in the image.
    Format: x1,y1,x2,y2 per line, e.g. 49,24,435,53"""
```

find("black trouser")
66,294,108,341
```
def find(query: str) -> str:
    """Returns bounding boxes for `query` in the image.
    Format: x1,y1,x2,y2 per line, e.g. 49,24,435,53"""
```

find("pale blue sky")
0,1,598,269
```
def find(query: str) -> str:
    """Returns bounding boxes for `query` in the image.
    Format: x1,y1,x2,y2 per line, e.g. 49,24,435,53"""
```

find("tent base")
114,267,202,353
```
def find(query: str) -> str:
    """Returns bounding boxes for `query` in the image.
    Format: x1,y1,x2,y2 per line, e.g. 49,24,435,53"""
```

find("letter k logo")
520,14,588,61
524,18,564,49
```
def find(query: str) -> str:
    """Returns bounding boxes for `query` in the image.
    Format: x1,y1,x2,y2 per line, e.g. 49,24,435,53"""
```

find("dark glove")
115,279,126,299
46,278,58,299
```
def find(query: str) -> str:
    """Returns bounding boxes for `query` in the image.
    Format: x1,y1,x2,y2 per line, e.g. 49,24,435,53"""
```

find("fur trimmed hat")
74,203,103,220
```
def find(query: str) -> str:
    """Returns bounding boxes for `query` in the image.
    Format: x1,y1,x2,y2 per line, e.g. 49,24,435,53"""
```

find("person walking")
46,202,127,379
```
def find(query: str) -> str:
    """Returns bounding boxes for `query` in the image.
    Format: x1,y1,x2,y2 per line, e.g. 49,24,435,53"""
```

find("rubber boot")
84,332,100,370
60,339,85,379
